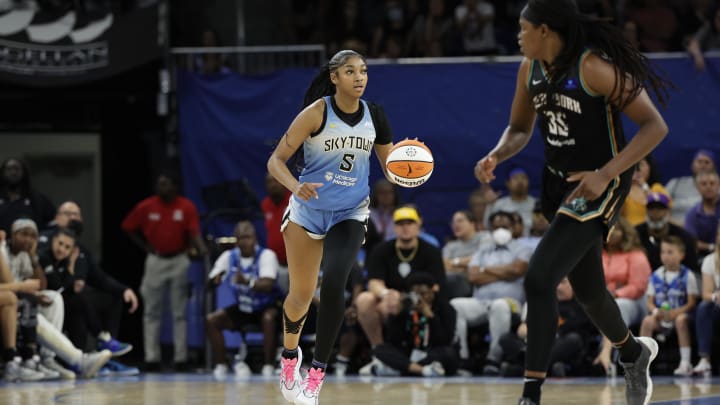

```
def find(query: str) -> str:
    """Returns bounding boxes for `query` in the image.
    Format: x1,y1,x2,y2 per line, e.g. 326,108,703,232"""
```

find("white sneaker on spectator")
4,357,44,382
261,364,274,377
213,364,228,380
77,350,112,378
233,361,252,379
421,361,445,377
41,357,76,380
693,358,712,376
334,361,348,378
673,361,693,377
24,355,60,380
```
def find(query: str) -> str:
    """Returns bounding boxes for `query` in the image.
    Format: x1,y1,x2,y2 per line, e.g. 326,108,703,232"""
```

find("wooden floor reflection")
1,374,719,404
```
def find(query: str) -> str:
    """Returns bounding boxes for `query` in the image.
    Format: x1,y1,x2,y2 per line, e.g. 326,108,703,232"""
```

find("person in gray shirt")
450,211,532,375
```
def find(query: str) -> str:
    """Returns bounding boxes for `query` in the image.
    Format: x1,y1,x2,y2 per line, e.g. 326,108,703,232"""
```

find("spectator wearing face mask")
449,211,533,375
636,192,699,273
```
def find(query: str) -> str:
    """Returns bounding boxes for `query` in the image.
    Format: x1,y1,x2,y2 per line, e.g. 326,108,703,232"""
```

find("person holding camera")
371,272,458,377
355,206,446,373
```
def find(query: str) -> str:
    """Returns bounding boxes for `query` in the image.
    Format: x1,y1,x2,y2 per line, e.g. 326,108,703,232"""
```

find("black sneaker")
620,337,659,405
517,397,538,405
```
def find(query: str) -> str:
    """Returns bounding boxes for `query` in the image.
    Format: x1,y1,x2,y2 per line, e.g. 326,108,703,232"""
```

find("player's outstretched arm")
476,58,537,183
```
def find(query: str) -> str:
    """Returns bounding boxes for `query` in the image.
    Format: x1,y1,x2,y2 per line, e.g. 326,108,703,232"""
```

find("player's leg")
280,221,322,402
567,225,656,405
520,215,604,404
295,220,365,405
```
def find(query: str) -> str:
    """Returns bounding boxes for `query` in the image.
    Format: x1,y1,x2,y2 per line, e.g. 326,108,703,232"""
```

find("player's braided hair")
302,49,366,108
522,0,672,109
287,50,366,174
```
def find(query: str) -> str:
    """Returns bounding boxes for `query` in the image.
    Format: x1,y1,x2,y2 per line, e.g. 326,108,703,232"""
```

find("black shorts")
224,304,275,330
541,165,631,229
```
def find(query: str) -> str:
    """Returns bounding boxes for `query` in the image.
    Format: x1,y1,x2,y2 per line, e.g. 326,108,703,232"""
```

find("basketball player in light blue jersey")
267,50,395,405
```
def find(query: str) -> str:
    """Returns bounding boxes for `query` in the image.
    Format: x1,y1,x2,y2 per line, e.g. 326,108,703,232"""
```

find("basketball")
385,138,434,188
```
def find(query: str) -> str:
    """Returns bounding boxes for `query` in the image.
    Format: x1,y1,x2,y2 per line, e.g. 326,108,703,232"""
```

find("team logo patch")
564,78,578,90
324,171,334,182
569,197,587,213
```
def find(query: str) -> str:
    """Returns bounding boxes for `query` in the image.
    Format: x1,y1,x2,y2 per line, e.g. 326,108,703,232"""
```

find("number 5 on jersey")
340,153,355,172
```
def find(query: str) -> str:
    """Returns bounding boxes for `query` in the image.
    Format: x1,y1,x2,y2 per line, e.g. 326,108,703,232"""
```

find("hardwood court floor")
1,374,719,404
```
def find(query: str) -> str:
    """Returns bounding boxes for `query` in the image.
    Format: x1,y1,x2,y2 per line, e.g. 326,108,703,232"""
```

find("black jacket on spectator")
39,228,128,295
635,223,699,272
37,247,83,292
0,189,55,234
384,296,457,350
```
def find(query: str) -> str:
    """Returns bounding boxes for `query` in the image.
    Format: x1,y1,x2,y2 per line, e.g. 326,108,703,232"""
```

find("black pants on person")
524,215,629,373
373,344,459,376
85,287,124,337
15,292,38,359
63,290,104,351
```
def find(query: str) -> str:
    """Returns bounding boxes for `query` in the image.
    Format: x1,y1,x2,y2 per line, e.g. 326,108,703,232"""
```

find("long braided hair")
287,50,366,173
521,0,672,109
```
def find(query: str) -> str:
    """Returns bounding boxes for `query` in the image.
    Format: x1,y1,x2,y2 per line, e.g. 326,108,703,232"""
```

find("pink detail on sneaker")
281,357,299,386
304,367,325,395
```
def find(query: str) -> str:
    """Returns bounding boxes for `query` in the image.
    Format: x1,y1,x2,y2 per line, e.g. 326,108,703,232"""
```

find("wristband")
248,278,256,289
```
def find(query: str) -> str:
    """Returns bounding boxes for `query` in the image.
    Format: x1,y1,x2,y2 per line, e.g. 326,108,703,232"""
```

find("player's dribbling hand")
565,169,612,204
474,155,497,183
294,182,323,201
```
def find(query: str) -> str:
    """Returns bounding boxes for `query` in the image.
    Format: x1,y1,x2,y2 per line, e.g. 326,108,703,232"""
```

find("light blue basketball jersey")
298,96,376,210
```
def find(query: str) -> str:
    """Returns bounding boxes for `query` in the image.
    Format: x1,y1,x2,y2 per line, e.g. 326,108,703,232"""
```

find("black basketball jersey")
527,50,627,173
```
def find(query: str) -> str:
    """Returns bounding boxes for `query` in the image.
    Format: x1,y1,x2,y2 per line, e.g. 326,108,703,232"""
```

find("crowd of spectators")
278,0,720,62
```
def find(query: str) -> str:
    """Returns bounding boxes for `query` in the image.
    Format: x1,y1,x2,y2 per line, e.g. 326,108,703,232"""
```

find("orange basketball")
385,138,434,188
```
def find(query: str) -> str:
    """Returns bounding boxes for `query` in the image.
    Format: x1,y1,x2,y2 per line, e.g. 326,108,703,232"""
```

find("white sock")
680,347,691,364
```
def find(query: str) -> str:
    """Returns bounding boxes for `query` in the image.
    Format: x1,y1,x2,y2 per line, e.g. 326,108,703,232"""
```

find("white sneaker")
41,357,76,380
334,361,348,378
77,350,112,378
261,364,275,377
233,361,252,379
421,361,445,377
4,357,44,382
24,355,60,380
213,364,228,380
294,367,325,405
279,347,303,402
673,361,693,377
693,359,712,376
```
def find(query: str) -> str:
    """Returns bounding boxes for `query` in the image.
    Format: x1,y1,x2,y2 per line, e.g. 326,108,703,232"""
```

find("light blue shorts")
281,196,370,240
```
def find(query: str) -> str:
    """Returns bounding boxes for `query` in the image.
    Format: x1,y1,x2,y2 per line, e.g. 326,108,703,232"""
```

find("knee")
697,300,714,316
355,291,378,313
206,312,221,328
490,299,511,315
263,308,278,324
675,312,688,327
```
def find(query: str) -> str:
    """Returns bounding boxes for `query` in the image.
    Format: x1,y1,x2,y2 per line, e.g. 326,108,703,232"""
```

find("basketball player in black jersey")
475,1,672,405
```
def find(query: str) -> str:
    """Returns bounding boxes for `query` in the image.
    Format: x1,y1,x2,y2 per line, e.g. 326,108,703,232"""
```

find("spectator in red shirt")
261,173,291,294
121,172,207,371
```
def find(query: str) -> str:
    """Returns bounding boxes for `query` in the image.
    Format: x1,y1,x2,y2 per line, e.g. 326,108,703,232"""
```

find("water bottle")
660,302,673,330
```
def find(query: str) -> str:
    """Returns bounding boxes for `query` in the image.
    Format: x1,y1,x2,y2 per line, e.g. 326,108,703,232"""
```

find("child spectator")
640,236,699,376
